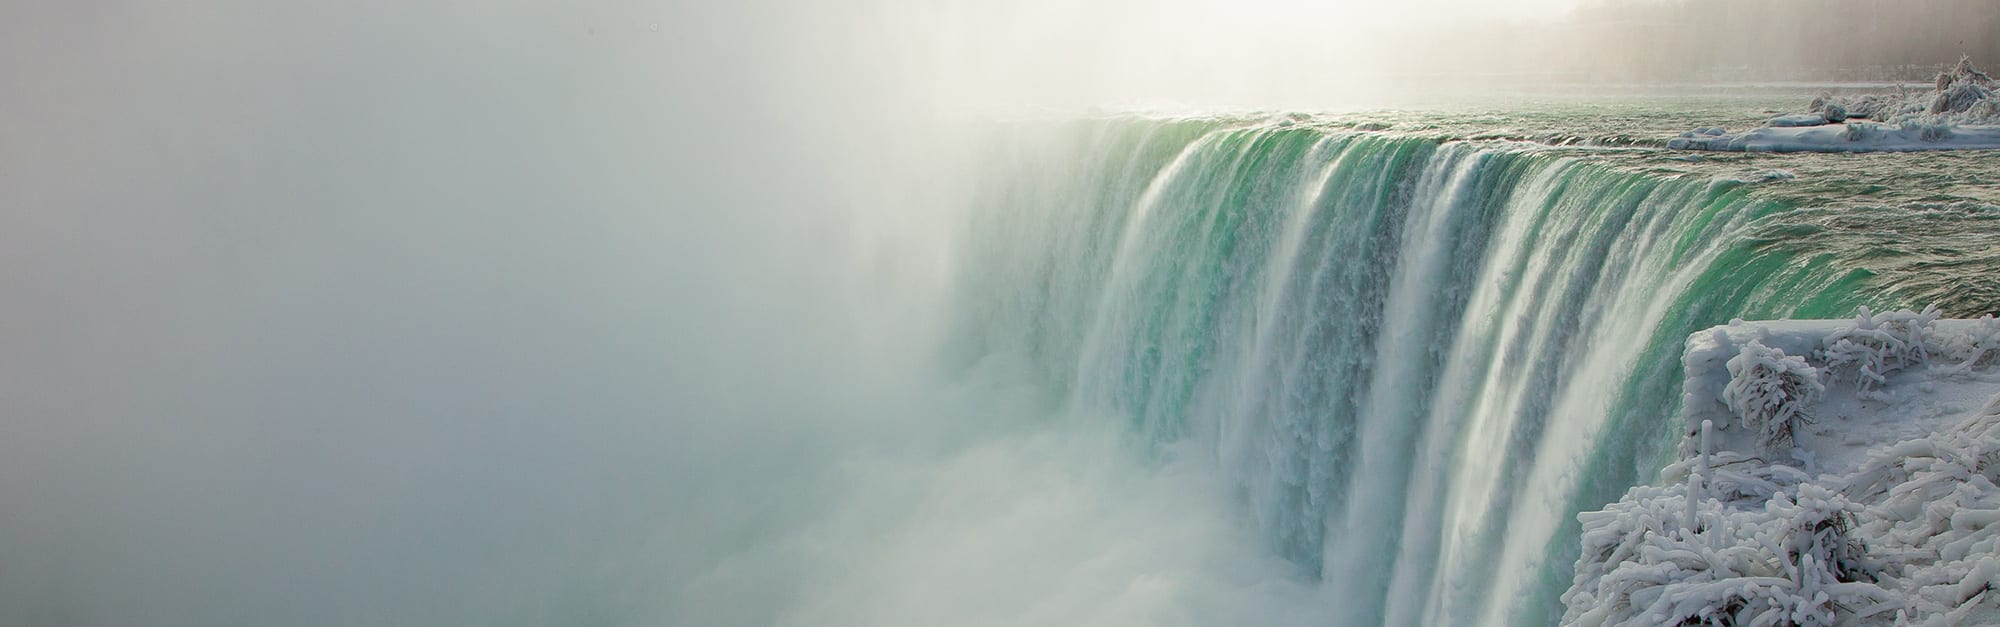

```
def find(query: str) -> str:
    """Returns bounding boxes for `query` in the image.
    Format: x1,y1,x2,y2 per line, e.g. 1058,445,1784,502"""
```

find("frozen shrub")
1931,314,2000,375
1932,81,1994,115
1770,484,1871,585
1932,56,1996,115
1972,98,2000,122
1819,305,1939,398
1723,340,1824,451
1564,472,1889,627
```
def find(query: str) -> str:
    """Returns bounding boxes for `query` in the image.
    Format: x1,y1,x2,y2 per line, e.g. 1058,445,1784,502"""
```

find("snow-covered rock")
1564,309,2000,626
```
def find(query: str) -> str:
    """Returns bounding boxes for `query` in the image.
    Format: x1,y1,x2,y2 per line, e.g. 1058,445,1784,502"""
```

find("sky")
872,0,1591,108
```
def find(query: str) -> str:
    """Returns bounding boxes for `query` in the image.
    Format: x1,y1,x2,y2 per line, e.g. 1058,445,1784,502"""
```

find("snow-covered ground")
1564,308,2000,626
1670,58,2000,153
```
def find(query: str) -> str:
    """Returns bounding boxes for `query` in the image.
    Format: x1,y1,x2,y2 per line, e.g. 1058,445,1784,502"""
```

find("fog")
0,1,1333,624
1,2,926,624
2,0,1992,625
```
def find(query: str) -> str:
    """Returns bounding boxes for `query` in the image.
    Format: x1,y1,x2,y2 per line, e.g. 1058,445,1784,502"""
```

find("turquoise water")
946,106,1997,625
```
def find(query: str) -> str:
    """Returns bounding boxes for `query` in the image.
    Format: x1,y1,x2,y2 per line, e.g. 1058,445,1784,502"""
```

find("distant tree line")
1560,0,2000,81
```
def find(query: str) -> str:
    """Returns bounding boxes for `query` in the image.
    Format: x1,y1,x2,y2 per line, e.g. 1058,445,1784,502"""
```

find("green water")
949,98,1999,625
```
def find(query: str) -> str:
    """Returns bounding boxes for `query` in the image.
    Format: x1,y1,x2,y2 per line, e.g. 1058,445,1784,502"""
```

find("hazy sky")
878,0,1592,108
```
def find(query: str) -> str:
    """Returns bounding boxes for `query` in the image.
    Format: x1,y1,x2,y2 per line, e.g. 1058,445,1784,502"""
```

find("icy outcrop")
1670,58,2000,152
1564,309,2000,626
1817,57,2000,125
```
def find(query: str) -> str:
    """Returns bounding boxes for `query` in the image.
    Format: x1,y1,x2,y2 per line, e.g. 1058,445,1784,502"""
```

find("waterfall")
949,116,1879,625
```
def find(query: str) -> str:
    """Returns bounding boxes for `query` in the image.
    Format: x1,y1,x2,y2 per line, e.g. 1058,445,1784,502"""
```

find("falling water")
949,116,1885,624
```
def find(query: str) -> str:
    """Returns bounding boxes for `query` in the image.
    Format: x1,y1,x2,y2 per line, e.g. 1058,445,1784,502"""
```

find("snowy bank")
1669,58,2000,153
1564,308,2000,626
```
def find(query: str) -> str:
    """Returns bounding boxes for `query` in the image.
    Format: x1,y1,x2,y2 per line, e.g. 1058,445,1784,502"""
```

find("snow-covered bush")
1840,399,2000,623
1818,305,1939,399
1564,466,1889,626
1766,484,1872,587
1930,57,1996,116
1723,340,1824,451
1929,314,2000,375
1970,98,2000,123
1814,307,1998,384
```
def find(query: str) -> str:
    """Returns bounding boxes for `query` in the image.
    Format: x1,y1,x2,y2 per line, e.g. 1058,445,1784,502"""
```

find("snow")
1564,308,2000,626
1669,58,2000,153
1767,114,1835,128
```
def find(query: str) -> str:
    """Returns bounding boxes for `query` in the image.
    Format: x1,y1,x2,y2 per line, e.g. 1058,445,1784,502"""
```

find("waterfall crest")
950,116,1876,625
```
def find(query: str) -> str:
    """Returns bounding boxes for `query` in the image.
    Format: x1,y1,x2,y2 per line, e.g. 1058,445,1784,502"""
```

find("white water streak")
966,120,1787,626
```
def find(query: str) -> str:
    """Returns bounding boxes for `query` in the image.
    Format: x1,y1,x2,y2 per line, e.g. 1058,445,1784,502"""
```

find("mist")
0,0,1339,625
0,1,933,624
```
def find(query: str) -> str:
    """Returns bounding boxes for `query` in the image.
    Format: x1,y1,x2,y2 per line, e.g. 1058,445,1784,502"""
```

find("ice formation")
1815,58,2000,126
1565,308,2000,626
1669,58,2000,152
